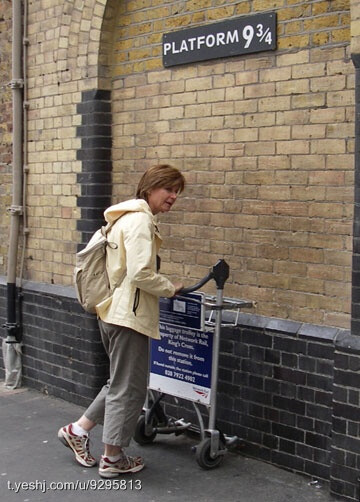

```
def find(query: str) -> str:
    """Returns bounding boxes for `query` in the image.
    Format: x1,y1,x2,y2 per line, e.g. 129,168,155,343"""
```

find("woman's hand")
172,282,184,296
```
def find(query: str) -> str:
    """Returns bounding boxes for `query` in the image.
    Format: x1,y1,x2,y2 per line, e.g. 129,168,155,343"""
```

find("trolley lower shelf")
133,390,240,470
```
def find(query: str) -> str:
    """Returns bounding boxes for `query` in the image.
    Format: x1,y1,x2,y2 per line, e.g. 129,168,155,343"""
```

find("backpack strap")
101,219,124,291
101,221,113,238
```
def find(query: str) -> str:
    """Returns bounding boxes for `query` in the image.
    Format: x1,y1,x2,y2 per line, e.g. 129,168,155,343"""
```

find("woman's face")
147,186,179,215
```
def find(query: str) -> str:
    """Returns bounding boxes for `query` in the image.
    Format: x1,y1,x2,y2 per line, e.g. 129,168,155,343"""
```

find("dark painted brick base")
164,316,337,482
76,89,112,247
0,278,108,408
1,279,360,500
331,332,360,500
160,313,356,502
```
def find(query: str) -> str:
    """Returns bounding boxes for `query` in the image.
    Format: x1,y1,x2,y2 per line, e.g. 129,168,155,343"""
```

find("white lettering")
217,32,226,45
14,482,22,494
163,42,172,55
188,37,196,50
206,34,216,47
180,39,189,52
197,35,205,49
226,29,239,44
165,29,241,57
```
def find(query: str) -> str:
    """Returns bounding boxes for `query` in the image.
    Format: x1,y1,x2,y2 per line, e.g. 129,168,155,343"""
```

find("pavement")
0,385,340,502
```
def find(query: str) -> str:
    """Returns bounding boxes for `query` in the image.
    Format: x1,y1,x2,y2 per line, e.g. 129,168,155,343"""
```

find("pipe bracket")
9,78,24,89
6,205,23,216
3,322,19,342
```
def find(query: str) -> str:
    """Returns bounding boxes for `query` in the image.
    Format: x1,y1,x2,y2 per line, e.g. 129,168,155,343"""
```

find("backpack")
74,222,118,314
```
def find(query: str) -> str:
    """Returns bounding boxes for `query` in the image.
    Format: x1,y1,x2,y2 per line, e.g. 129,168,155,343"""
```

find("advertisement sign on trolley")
149,293,213,405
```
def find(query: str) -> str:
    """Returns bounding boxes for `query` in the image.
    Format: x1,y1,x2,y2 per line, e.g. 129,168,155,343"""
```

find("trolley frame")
134,259,255,469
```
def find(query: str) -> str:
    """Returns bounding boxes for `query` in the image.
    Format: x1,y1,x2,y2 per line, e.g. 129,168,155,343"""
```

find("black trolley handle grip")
178,270,214,295
178,259,230,294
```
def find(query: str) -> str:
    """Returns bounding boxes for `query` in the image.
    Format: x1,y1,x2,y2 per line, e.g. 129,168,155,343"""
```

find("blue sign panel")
159,292,204,330
149,323,213,404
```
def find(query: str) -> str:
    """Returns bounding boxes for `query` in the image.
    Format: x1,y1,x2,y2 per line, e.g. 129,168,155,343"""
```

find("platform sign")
149,323,213,405
163,12,277,67
149,292,212,404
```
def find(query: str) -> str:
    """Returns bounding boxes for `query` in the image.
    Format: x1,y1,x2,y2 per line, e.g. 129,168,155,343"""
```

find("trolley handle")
178,259,230,294
178,270,214,295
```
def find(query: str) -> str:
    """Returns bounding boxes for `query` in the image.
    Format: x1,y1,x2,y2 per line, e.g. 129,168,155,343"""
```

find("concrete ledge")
0,275,77,300
335,331,360,353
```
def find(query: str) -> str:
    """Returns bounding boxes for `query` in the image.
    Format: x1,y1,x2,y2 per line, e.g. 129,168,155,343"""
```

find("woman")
58,164,185,478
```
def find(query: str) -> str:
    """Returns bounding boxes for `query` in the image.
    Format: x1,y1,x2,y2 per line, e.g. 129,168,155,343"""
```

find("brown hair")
136,164,186,201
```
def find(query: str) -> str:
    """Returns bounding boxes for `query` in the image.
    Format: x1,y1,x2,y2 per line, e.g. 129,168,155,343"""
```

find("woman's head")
136,164,185,200
136,164,186,215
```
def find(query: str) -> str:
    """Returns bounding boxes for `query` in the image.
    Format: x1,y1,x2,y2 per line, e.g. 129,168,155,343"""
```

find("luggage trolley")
134,260,255,469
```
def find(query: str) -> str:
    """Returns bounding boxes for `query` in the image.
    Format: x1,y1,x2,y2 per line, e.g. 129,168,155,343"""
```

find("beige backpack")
74,223,118,314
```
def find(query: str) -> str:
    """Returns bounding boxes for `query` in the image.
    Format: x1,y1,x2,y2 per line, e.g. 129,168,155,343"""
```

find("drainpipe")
3,0,24,387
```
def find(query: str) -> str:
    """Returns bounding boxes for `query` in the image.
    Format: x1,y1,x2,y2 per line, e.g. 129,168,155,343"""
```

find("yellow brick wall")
0,0,355,329
20,0,111,284
110,0,353,328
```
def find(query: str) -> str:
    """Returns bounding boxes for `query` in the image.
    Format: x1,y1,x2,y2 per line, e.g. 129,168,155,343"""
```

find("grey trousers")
85,320,149,447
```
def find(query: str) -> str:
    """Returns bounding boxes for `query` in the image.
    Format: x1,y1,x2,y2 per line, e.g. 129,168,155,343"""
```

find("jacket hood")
104,198,153,224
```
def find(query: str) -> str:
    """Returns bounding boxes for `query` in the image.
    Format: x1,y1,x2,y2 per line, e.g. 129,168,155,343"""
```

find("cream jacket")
95,199,176,339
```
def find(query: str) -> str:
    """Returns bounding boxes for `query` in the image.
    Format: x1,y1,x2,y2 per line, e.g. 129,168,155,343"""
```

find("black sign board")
159,292,204,330
163,12,276,67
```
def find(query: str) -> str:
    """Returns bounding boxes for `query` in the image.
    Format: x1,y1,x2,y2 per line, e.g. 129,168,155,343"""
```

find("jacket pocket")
132,287,140,316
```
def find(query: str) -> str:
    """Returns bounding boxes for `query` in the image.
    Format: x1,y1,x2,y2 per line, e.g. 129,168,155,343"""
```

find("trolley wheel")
195,437,225,470
133,414,157,445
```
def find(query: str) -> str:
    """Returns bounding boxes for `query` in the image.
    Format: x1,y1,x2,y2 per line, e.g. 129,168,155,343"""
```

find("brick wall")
0,0,352,329
76,89,112,246
218,319,335,482
332,333,360,500
0,279,108,407
20,0,111,286
164,316,336,478
111,0,354,330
